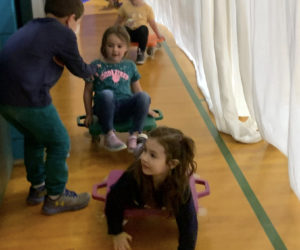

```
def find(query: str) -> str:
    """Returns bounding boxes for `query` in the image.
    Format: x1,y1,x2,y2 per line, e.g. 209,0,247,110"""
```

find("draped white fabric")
252,0,300,197
146,0,300,199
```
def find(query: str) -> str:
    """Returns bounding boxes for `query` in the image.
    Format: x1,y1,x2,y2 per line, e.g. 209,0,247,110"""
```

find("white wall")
31,0,45,18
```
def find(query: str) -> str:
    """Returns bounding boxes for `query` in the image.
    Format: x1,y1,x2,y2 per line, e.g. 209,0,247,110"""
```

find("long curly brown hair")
127,126,197,215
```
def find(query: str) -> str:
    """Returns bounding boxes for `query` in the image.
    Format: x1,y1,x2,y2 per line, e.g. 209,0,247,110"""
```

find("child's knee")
59,134,71,155
99,90,114,101
136,92,150,105
139,25,149,35
47,135,70,158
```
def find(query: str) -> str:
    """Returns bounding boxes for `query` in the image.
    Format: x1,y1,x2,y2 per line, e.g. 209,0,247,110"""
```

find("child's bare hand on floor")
113,232,132,250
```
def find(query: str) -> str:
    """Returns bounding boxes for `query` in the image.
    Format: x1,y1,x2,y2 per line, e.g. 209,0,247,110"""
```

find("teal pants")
0,104,70,195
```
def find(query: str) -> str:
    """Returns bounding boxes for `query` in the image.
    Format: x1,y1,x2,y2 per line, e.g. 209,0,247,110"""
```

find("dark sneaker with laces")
133,133,148,158
42,189,90,215
26,185,47,205
146,47,155,56
136,50,145,65
114,1,122,8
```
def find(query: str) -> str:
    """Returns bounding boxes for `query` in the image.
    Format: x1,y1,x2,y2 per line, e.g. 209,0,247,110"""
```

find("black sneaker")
26,185,47,205
136,49,145,65
146,47,155,56
133,133,148,158
42,189,90,215
114,1,122,8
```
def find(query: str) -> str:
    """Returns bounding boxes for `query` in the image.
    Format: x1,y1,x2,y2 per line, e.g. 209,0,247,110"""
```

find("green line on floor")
162,41,287,250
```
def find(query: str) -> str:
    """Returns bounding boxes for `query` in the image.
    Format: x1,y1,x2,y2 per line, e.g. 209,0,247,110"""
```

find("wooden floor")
1,1,299,249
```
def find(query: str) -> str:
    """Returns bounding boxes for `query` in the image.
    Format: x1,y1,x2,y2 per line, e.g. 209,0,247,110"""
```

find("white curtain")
252,0,300,197
146,0,300,199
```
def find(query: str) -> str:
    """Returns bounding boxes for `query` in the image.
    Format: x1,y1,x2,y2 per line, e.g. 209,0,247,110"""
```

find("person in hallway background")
0,0,98,215
115,0,165,65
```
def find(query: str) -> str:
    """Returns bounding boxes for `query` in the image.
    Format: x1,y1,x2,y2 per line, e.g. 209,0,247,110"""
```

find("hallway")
0,1,298,249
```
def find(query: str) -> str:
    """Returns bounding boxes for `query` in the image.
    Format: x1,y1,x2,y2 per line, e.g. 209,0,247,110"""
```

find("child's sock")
127,134,138,152
33,182,45,189
48,194,60,200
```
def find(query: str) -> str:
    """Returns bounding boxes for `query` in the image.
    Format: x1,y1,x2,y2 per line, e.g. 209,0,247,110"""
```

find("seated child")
105,126,198,250
83,25,156,153
115,0,165,64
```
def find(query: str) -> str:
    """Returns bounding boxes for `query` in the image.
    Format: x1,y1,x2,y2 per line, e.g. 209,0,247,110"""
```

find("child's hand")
85,64,101,82
113,232,132,250
126,18,134,28
157,33,165,41
53,56,65,67
148,109,159,118
94,64,101,77
84,114,93,127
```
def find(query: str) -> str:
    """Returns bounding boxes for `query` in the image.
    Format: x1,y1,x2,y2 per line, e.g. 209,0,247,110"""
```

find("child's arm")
148,19,165,41
115,15,126,25
115,6,126,26
105,171,138,249
131,80,143,93
175,192,198,250
113,232,132,250
83,81,94,127
57,30,98,79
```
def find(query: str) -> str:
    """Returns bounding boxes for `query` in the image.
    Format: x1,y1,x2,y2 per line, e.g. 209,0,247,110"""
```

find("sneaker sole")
26,197,45,206
137,133,148,141
104,144,127,152
42,197,90,215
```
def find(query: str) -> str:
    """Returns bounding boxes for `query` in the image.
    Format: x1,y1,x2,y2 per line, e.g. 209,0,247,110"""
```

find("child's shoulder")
144,2,152,8
91,58,104,66
121,59,139,72
110,169,138,190
121,59,136,66
141,2,153,11
36,17,74,35
91,58,102,63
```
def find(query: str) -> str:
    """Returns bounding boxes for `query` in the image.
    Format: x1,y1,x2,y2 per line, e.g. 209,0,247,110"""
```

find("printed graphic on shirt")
126,12,145,28
100,69,129,83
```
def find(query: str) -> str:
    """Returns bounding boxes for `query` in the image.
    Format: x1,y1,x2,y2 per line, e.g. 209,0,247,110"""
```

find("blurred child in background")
115,0,165,64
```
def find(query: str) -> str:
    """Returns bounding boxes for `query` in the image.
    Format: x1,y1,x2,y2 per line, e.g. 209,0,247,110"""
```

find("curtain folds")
146,0,300,199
